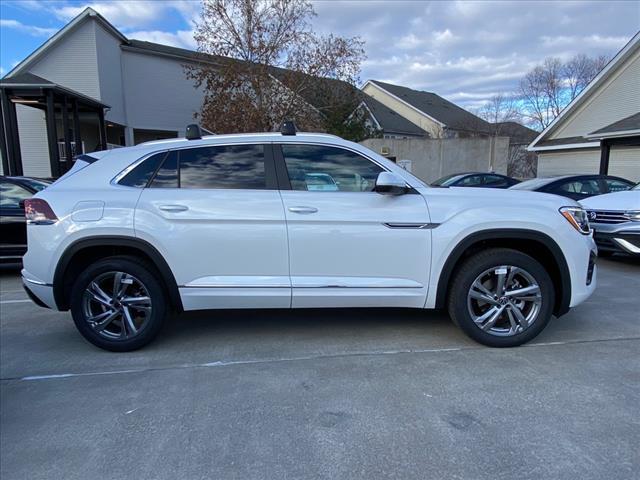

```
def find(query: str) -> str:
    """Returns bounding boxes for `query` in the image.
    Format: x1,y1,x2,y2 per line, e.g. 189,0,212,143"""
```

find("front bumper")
592,224,640,256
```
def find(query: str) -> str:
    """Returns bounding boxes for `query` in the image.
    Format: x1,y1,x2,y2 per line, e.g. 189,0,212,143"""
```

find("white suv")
22,126,597,351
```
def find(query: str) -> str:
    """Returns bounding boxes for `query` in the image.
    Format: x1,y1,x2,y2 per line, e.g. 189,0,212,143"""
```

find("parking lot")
0,257,638,480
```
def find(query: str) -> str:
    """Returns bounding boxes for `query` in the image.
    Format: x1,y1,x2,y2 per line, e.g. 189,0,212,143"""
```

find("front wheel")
448,248,555,347
70,256,168,351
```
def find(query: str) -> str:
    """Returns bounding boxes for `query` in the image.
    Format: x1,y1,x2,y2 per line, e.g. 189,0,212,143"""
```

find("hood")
418,186,578,224
579,190,640,211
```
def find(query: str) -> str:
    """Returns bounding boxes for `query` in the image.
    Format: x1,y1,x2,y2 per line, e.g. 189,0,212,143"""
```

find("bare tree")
477,93,522,135
186,0,366,136
519,54,609,130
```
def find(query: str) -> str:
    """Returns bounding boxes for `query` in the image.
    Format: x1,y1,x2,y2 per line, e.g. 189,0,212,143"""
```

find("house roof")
529,31,640,151
3,7,127,79
0,72,109,108
492,121,538,144
361,95,426,136
587,112,640,139
364,80,491,133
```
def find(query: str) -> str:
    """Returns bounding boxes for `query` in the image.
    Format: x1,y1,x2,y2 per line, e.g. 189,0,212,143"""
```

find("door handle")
159,204,189,212
288,206,318,214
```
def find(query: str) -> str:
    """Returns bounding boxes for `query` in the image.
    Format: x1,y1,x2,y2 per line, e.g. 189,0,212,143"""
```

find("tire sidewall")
449,249,555,347
70,257,167,352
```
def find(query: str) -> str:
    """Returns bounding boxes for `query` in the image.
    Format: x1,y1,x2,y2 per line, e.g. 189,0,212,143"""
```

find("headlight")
559,206,590,235
627,210,640,222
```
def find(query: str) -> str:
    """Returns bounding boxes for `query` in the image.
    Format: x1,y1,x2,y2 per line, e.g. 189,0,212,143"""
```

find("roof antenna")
280,120,297,136
185,124,202,140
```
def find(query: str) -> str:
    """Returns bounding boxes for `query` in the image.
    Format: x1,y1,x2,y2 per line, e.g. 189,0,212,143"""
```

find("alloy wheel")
466,265,542,337
82,271,153,340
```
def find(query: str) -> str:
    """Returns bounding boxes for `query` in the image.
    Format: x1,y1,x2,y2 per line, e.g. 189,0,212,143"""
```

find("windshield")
510,178,555,190
432,173,465,186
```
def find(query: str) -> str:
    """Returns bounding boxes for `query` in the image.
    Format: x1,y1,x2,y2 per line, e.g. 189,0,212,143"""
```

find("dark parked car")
0,176,51,263
432,172,520,188
509,174,634,201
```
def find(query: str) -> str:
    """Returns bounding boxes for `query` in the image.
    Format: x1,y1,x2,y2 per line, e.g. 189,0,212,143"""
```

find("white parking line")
0,299,32,304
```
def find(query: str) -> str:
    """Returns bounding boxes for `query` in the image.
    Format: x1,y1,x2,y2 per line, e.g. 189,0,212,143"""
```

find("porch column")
61,95,72,173
0,89,23,176
599,140,611,175
45,90,60,177
72,99,82,154
124,126,135,146
0,91,10,175
97,108,107,150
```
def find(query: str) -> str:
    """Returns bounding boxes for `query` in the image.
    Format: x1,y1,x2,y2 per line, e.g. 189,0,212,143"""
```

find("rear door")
134,143,291,310
275,143,432,308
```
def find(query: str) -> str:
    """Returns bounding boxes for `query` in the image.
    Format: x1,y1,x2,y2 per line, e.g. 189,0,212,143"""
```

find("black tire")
70,255,168,351
447,248,555,348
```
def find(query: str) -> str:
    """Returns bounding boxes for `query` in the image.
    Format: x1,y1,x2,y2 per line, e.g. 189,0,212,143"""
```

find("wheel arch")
435,229,571,316
53,236,183,312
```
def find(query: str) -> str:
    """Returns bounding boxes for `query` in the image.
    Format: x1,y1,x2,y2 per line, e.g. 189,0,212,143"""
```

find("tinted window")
458,175,483,186
150,151,178,188
553,179,600,196
282,145,383,192
482,174,509,187
604,178,632,192
120,152,167,187
179,145,265,190
0,181,32,208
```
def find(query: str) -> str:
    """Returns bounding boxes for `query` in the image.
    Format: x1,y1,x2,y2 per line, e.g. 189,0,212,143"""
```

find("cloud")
127,29,197,50
0,19,57,37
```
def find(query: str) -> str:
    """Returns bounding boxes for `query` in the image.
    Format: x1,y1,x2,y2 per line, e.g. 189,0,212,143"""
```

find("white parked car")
22,126,597,351
580,183,640,257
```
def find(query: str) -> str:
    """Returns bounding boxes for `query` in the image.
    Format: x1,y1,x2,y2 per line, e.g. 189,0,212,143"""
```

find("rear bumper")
21,269,57,309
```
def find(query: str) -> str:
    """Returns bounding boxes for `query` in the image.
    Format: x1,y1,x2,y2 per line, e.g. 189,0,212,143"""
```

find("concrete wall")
361,137,510,183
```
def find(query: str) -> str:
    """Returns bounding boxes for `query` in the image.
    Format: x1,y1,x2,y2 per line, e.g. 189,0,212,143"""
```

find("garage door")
609,146,640,182
537,150,600,176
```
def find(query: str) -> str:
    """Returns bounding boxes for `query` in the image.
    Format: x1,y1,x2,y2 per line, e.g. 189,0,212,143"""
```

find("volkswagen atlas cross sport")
22,124,597,351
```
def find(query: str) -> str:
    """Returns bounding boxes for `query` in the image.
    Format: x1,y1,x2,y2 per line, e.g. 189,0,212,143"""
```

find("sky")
1,0,638,110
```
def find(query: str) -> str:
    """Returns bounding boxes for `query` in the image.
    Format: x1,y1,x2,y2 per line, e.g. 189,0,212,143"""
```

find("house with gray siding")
528,31,640,182
0,7,212,177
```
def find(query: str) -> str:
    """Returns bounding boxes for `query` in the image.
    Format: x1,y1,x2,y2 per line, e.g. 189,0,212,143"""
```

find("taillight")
24,199,58,225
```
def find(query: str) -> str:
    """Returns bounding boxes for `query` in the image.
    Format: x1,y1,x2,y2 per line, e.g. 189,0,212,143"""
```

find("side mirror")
374,172,409,195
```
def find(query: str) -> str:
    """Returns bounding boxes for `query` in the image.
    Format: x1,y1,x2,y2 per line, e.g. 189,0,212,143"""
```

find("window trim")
273,142,393,192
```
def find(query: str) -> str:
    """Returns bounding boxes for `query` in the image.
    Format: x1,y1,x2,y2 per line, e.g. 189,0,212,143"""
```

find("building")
528,32,640,182
361,80,491,139
358,94,428,139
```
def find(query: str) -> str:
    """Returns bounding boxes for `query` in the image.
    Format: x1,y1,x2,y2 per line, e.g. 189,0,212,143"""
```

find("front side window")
179,145,266,189
0,181,31,209
281,144,383,192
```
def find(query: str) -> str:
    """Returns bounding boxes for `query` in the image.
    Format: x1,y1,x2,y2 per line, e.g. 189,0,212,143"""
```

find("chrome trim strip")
22,276,51,286
383,222,439,229
180,284,423,289
180,284,290,288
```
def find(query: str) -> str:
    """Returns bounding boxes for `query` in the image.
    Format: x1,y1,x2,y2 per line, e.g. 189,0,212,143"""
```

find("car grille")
586,210,632,224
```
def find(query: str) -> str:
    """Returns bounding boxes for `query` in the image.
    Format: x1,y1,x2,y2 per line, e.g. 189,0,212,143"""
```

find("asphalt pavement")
1,257,639,480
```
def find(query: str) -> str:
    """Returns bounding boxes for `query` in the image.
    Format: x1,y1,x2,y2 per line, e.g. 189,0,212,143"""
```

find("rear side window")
554,179,600,196
150,151,178,188
119,152,167,187
604,178,632,192
179,145,266,189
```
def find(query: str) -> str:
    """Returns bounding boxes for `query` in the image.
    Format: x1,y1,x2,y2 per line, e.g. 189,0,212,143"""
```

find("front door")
135,144,290,310
275,143,432,308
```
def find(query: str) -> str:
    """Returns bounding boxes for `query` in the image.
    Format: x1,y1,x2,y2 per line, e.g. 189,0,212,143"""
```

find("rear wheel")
448,248,555,347
70,256,168,351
